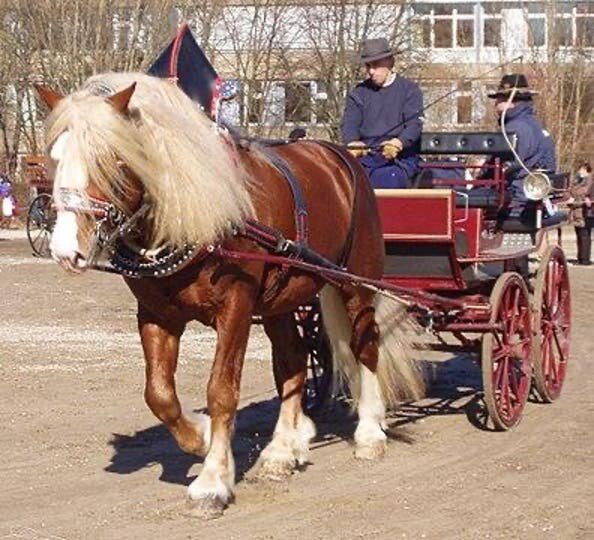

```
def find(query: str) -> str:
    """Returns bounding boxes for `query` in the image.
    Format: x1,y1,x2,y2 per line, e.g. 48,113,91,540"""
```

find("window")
457,96,472,124
457,20,474,47
419,19,431,47
284,82,311,124
113,11,133,51
483,18,501,47
548,4,594,48
577,16,594,47
246,81,264,124
413,3,475,49
554,17,573,47
527,17,546,47
434,19,453,48
313,80,330,125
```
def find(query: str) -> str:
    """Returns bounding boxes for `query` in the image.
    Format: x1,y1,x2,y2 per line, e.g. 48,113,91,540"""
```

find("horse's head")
35,83,143,273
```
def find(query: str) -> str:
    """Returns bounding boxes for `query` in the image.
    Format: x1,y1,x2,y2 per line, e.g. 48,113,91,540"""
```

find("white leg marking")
187,430,234,504
254,411,316,481
354,364,387,459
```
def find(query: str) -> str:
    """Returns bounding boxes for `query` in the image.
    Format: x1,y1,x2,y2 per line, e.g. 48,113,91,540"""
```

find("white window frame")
413,3,477,50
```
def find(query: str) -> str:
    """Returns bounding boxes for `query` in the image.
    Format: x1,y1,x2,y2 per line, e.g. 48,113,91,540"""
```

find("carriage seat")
410,169,507,210
455,188,510,210
499,211,568,232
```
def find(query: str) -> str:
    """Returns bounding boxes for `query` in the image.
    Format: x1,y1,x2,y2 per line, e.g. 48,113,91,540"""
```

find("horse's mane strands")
46,72,254,247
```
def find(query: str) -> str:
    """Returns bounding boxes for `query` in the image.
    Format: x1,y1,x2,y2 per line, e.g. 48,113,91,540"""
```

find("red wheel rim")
536,249,570,400
486,275,532,428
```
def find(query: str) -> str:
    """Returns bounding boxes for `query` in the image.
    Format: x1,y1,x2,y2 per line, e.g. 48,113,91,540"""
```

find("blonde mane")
46,72,254,247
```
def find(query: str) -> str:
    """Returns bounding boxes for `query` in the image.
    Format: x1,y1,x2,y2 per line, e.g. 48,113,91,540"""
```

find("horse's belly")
257,271,323,316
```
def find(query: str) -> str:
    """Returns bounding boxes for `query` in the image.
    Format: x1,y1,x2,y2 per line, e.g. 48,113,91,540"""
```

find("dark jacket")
503,102,557,203
341,75,423,154
569,173,594,227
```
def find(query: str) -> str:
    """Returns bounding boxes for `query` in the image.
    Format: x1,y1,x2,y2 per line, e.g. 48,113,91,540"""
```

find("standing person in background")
341,37,423,189
568,162,593,266
0,174,16,229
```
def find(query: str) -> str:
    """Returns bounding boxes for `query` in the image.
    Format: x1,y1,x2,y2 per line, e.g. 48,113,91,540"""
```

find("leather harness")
238,138,359,268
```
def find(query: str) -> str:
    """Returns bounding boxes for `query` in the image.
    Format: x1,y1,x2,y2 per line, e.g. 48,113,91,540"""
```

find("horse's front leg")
139,307,211,456
187,286,254,519
248,312,315,482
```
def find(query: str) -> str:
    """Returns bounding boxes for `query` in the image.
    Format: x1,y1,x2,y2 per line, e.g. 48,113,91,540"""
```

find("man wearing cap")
487,73,556,208
341,37,423,189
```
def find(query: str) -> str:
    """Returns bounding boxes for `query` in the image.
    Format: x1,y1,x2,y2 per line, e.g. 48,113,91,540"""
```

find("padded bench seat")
499,211,568,232
455,187,509,210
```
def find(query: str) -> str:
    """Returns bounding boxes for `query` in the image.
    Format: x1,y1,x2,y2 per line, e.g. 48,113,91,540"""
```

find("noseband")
57,186,206,278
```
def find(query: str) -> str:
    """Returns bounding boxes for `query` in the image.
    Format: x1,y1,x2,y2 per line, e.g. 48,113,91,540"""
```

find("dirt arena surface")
1,230,592,540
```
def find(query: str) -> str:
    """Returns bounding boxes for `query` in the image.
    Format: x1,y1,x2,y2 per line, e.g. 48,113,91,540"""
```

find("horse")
36,72,424,518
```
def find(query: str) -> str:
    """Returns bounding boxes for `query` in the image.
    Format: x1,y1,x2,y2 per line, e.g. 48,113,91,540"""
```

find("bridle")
57,185,148,264
56,183,209,279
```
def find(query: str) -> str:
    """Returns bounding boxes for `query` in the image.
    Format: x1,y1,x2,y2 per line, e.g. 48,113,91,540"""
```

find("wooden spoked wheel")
482,272,532,430
26,193,55,258
531,246,571,402
294,301,333,412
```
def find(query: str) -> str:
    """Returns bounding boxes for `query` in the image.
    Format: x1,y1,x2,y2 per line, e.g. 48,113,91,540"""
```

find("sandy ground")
0,229,592,540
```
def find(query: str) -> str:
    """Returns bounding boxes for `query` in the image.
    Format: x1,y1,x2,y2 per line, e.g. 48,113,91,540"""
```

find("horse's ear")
107,83,136,114
34,84,63,111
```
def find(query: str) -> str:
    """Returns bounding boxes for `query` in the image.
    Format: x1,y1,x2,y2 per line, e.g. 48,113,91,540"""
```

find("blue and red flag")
148,23,222,119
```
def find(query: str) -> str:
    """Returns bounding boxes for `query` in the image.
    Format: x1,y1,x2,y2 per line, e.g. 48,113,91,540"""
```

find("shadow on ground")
389,353,493,432
105,352,493,485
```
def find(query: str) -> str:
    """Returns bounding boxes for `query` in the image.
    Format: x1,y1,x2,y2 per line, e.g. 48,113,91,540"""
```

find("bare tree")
0,0,175,165
523,1,594,172
286,1,424,141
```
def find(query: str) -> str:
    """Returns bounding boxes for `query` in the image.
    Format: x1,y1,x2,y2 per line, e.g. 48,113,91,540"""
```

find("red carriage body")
375,132,571,429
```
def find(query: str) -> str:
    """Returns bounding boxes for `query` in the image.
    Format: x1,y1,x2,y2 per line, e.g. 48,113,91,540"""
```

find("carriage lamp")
523,171,552,201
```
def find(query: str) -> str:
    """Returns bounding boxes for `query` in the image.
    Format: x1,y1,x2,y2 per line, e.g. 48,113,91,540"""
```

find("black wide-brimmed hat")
359,37,394,64
487,73,539,99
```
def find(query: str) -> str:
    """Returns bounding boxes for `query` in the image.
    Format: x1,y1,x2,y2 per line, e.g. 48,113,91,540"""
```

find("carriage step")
481,233,534,258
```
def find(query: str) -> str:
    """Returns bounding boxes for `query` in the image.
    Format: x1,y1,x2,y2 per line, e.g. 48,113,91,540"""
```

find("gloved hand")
346,141,370,158
380,138,403,160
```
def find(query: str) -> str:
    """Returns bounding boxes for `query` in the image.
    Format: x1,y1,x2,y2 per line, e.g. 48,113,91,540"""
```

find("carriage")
21,153,55,257
281,130,571,429
374,131,570,429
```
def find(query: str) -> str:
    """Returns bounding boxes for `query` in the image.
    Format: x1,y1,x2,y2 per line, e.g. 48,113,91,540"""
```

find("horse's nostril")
74,252,88,270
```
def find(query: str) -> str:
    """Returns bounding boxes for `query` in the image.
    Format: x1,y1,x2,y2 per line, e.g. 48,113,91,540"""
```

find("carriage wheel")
294,300,333,412
26,193,55,258
482,272,532,430
531,246,571,402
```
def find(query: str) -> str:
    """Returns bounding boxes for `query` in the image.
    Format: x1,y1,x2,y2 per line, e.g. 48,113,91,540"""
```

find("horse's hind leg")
320,286,387,459
249,312,316,482
138,307,211,456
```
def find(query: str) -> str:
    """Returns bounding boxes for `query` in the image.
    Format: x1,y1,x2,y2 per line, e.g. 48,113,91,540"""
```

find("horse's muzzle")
53,250,89,274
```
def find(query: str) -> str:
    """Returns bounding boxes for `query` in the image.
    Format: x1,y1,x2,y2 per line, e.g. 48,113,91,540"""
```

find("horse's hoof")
185,494,227,520
246,458,295,483
354,440,387,460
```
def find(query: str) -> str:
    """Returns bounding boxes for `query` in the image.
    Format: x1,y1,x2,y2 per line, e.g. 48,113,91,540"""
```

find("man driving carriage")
481,74,557,213
341,37,424,189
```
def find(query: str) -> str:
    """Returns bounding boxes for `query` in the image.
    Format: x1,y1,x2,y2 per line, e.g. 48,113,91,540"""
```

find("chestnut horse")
37,72,423,518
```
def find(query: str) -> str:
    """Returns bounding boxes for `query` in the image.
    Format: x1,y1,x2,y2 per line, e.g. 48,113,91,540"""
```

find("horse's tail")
319,285,425,409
